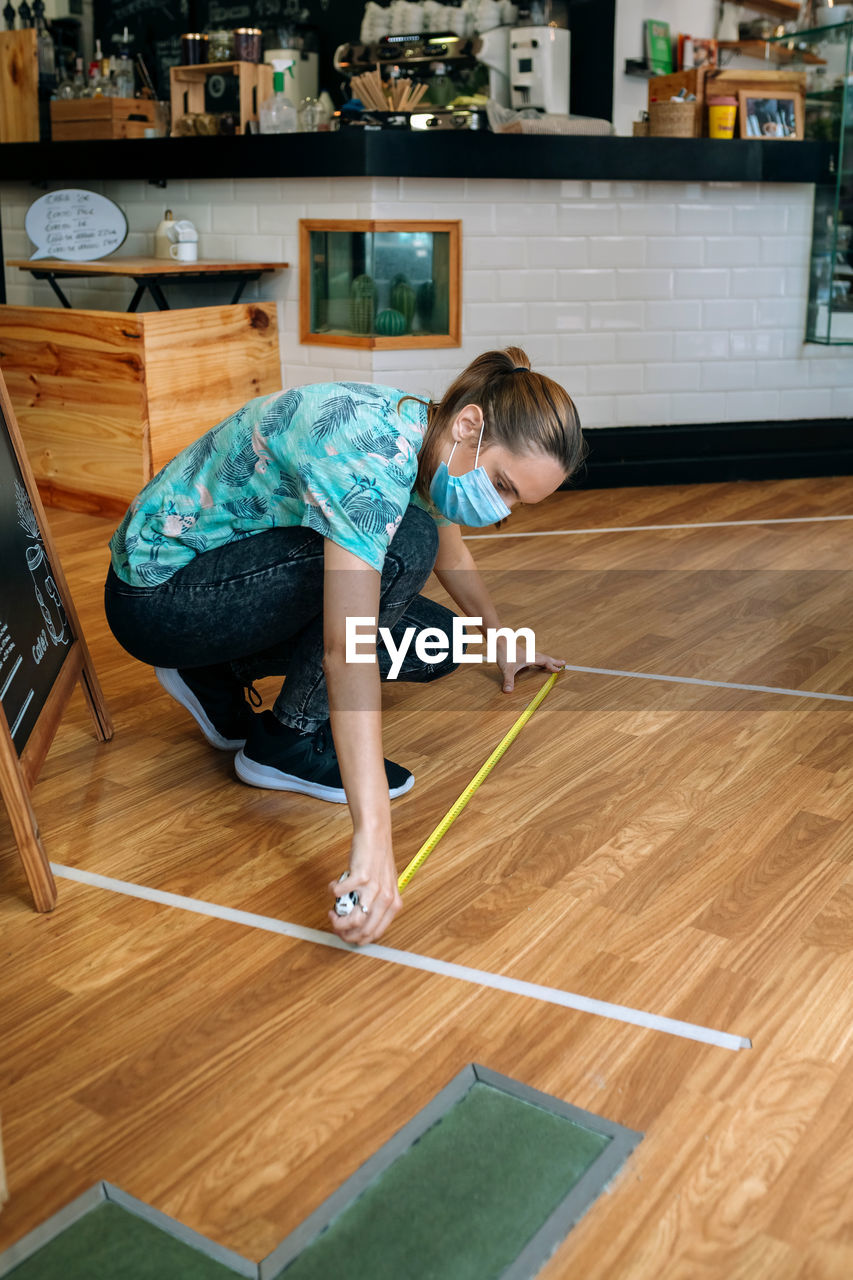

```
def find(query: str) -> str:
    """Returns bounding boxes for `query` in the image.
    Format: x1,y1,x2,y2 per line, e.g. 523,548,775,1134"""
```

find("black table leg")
127,283,146,312
146,281,171,310
44,273,73,308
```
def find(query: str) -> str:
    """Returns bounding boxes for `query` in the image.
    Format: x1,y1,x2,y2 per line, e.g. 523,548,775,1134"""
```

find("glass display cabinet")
299,220,461,349
766,21,853,343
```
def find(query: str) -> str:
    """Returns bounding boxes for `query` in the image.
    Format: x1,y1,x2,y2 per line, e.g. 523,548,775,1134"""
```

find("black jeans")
104,504,458,733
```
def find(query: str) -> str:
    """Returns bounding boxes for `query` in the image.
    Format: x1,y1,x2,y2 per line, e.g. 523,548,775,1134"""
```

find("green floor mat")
1,1066,641,1280
5,1202,240,1280
273,1081,612,1280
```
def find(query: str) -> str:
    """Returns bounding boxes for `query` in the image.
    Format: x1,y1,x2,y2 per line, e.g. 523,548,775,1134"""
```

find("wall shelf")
724,0,800,18
718,40,826,65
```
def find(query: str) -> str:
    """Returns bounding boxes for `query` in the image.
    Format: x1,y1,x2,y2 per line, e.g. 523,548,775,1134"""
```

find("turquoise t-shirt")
109,382,446,587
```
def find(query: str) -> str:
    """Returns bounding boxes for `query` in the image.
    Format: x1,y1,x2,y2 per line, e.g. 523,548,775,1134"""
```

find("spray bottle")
259,60,298,134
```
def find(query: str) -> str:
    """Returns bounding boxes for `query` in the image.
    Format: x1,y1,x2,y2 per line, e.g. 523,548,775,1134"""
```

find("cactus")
390,273,416,332
349,273,376,335
375,307,407,337
416,279,436,331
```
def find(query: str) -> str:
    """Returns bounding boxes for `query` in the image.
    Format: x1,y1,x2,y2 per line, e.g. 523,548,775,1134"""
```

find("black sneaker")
234,712,414,802
156,665,258,751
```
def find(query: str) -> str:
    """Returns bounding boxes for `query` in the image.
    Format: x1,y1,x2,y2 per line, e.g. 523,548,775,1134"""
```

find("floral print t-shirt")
110,382,445,587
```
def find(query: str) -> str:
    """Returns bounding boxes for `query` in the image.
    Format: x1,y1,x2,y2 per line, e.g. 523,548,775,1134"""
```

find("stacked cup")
167,219,199,262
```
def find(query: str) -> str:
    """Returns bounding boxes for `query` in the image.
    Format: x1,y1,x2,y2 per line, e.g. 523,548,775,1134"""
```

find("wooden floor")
2,475,853,1278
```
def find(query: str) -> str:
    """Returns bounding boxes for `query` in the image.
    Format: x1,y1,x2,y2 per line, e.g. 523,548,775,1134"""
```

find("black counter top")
0,131,834,184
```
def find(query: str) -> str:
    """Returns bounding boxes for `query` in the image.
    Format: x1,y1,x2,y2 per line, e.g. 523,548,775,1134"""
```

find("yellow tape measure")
397,670,560,892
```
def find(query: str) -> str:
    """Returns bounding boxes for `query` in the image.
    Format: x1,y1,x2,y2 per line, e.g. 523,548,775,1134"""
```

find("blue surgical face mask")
429,422,512,527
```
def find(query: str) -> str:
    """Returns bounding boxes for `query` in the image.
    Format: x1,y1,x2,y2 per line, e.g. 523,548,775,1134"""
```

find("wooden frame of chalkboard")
0,367,113,912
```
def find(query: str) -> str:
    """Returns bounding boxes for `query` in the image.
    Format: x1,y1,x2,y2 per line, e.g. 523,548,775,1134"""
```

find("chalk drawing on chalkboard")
16,480,69,649
25,190,128,263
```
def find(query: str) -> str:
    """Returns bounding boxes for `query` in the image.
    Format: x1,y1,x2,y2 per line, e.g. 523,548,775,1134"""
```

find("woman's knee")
383,505,439,594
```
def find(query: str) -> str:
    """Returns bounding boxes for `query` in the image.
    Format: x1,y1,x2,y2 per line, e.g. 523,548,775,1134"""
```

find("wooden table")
6,256,289,311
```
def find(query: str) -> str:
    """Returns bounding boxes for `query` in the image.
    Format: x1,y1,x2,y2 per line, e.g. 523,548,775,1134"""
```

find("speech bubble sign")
25,189,128,262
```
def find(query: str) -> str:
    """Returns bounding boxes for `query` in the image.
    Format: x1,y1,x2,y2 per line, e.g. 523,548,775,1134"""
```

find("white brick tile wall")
727,389,781,418
587,301,644,330
589,237,646,268
701,362,757,392
558,204,619,236
527,237,588,268
647,363,702,392
615,331,673,362
646,300,703,329
1,176,848,431
674,331,729,361
646,237,703,267
588,363,644,394
676,205,733,236
615,393,671,425
559,271,616,302
673,269,730,299
618,203,676,236
499,270,555,301
703,299,756,328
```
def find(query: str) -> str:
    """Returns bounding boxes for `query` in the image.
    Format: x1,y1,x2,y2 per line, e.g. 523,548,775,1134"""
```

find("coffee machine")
509,24,570,114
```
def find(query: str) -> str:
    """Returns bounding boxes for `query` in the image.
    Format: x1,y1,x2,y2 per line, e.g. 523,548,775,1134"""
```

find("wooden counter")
0,301,281,514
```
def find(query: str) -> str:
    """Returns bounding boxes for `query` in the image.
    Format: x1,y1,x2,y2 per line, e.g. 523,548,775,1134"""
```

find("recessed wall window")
299,220,461,349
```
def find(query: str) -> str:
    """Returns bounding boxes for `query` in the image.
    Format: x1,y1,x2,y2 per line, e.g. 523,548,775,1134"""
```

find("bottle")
33,0,56,139
154,209,177,260
71,56,86,97
114,26,134,97
55,61,76,100
259,61,298,133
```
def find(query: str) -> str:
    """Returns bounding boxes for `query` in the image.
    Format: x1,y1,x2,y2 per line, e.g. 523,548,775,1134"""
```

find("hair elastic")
511,366,529,373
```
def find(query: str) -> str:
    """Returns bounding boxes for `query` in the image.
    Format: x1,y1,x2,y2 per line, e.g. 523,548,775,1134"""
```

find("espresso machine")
509,24,570,114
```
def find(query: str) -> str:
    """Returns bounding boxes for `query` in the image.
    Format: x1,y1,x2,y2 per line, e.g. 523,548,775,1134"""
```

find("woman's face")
440,403,566,509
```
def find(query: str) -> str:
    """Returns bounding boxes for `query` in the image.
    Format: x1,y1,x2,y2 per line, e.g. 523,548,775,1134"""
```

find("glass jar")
181,33,209,66
233,28,262,62
207,29,233,63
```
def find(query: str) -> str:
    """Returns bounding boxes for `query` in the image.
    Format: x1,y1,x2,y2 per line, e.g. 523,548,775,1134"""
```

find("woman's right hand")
328,829,403,946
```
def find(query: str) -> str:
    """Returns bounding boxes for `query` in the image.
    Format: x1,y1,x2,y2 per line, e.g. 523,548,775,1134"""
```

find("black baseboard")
574,419,853,488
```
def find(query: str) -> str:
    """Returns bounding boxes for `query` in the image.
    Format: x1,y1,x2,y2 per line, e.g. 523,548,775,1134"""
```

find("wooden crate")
0,30,38,143
49,97,159,141
648,67,806,137
0,302,281,514
169,61,272,135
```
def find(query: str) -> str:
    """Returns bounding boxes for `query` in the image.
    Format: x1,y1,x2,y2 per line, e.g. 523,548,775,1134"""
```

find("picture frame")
738,90,803,140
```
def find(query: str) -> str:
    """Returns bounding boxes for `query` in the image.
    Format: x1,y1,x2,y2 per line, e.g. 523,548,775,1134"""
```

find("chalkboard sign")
25,190,128,263
0,368,112,912
0,405,72,755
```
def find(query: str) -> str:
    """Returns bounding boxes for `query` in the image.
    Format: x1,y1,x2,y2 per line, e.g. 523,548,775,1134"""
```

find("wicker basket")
648,100,701,138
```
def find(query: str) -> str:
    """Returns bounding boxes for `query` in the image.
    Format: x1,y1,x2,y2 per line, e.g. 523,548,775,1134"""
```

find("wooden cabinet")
0,302,281,514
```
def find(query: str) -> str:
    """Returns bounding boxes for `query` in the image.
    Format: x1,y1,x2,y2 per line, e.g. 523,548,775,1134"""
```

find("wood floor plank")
2,476,853,1276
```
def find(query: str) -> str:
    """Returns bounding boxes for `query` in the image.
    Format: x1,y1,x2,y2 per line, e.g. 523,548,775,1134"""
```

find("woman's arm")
433,524,565,690
323,538,402,944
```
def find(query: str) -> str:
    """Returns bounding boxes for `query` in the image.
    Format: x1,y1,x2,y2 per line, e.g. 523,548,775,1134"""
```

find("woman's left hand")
496,645,566,693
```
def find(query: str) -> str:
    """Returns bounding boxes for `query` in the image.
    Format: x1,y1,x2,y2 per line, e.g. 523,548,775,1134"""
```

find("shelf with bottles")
772,21,853,340
300,221,461,350
169,61,272,136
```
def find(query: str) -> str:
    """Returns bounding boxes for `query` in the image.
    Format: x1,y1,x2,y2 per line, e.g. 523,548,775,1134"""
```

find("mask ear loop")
474,419,485,468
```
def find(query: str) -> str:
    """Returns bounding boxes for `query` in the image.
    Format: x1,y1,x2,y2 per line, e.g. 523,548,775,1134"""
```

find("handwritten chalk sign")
25,190,128,263
0,368,112,911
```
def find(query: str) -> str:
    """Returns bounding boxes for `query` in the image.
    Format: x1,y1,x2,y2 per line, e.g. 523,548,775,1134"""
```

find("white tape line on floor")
51,862,752,1052
464,514,853,540
560,664,853,703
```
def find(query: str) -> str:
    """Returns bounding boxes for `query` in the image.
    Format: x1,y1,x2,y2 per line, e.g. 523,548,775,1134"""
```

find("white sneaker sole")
233,749,415,801
155,667,247,751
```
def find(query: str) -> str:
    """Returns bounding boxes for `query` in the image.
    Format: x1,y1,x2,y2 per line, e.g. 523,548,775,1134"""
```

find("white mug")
169,241,198,262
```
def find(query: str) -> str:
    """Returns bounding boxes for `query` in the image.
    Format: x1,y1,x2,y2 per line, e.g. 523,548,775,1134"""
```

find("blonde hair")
405,347,585,502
